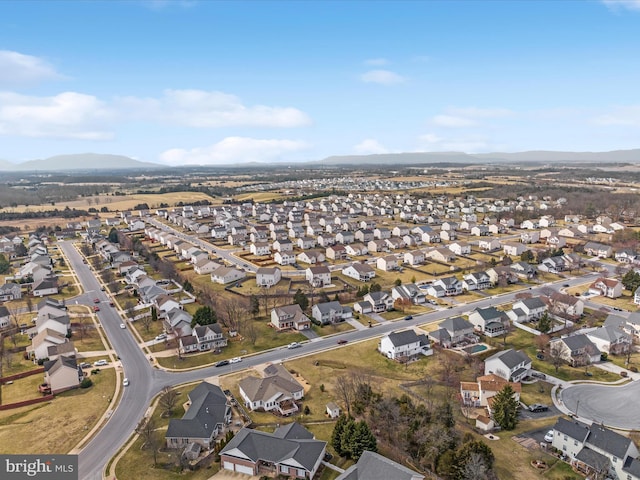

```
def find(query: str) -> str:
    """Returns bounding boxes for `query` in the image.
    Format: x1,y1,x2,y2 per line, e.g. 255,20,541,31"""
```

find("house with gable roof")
239,364,305,415
508,297,547,323
342,263,375,282
166,382,232,450
428,317,475,347
548,334,601,367
589,277,623,299
484,348,531,382
469,306,509,337
220,422,326,478
378,330,431,360
311,301,352,325
585,325,631,355
271,305,311,331
43,357,82,393
336,451,424,480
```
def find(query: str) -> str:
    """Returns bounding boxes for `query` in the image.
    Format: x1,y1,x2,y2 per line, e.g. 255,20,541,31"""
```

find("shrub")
80,378,93,389
629,366,638,373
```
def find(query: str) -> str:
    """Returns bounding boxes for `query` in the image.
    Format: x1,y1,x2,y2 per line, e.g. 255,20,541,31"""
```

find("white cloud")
0,91,114,139
0,50,63,85
593,105,640,127
364,58,389,66
432,115,477,128
353,139,388,155
602,0,640,11
118,89,311,128
360,69,405,85
159,137,310,165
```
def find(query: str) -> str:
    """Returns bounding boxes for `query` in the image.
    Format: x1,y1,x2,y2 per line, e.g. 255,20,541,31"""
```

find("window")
574,440,577,446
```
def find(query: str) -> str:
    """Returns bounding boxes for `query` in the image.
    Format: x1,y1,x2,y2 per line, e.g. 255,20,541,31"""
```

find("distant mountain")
0,153,162,171
319,149,640,166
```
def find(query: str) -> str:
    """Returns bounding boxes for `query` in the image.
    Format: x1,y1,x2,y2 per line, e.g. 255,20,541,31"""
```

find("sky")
1,0,640,166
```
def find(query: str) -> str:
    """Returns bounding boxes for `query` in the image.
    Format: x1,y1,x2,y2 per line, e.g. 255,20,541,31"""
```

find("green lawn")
311,322,354,337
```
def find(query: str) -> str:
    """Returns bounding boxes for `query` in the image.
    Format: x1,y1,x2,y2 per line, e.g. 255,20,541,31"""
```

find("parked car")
155,333,167,341
79,362,91,369
215,360,230,367
229,357,242,364
93,359,108,367
528,404,549,413
531,371,546,379
544,430,554,442
287,342,301,349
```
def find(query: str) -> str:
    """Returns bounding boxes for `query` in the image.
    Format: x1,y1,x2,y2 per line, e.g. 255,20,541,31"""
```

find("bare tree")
158,386,179,417
334,374,354,418
135,416,161,466
242,320,258,346
548,340,565,373
462,452,489,480
535,333,550,354
124,300,136,322
140,313,152,333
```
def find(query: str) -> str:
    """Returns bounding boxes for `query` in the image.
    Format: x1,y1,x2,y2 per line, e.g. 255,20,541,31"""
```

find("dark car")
337,339,348,345
215,360,230,367
528,404,549,413
404,315,413,321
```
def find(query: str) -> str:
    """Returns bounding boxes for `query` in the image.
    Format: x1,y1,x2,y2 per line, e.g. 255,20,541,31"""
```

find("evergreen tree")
437,400,456,429
151,307,157,322
537,312,551,333
0,253,10,274
183,280,193,293
622,270,640,292
520,250,534,263
340,418,357,458
191,306,217,327
491,384,519,430
108,227,119,243
331,415,348,456
456,439,495,473
249,295,260,318
293,288,309,311
369,282,382,293
350,420,377,460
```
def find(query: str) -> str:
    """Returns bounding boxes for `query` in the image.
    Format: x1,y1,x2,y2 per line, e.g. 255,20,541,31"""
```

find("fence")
0,367,44,384
0,394,54,411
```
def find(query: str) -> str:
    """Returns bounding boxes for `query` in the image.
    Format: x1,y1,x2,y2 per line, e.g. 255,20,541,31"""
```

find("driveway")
560,379,640,430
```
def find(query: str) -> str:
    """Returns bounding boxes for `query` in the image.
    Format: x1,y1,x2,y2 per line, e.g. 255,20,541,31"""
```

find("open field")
0,368,116,454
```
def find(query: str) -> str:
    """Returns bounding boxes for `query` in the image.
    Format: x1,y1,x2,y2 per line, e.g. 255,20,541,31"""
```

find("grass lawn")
519,381,554,407
157,320,307,370
311,322,354,337
73,325,108,352
0,368,116,454
1,373,44,405
133,318,166,342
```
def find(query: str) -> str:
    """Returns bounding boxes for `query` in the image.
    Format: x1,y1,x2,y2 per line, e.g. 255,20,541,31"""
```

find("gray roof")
166,382,230,440
587,325,630,344
473,306,504,321
623,456,640,477
485,349,531,369
273,422,315,440
314,301,344,314
439,316,473,334
553,417,590,442
562,334,599,355
337,451,424,480
387,330,421,348
587,424,634,459
575,447,610,470
239,364,303,403
220,423,326,472
521,297,546,309
44,356,78,374
428,328,451,343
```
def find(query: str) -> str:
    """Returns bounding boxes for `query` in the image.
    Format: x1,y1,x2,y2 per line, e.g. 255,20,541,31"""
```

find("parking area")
519,403,562,421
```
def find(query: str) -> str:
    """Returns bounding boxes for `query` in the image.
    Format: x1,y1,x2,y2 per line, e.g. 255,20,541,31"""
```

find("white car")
123,378,130,387
229,357,242,364
287,342,301,349
155,333,167,341
544,430,554,443
120,323,126,329
93,359,108,367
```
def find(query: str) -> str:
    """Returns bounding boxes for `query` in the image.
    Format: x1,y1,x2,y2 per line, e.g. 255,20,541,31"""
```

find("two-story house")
484,348,531,382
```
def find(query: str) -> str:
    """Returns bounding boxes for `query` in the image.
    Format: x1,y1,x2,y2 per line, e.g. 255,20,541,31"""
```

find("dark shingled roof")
553,417,590,443
337,451,424,480
587,424,634,459
485,348,531,369
386,330,421,348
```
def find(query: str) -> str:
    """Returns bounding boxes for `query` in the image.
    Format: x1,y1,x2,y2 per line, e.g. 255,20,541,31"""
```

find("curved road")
60,239,613,480
561,380,640,430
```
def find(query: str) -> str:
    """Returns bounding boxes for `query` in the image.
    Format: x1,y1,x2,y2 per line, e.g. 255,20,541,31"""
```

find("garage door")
223,461,235,471
235,464,254,475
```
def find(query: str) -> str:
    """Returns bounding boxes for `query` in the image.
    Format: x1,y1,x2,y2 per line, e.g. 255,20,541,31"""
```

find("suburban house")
507,297,547,323
43,357,82,393
376,255,399,272
270,304,311,331
431,276,463,296
551,418,640,480
336,451,424,480
311,301,352,325
503,242,526,256
342,263,376,282
305,266,331,287
460,374,522,409
179,324,227,354
363,291,394,313
484,349,532,382
220,423,326,479
0,306,10,329
549,334,601,367
588,277,623,299
32,277,59,297
538,256,565,274
585,325,631,355
545,292,584,318
193,259,222,275
164,308,193,337
584,242,613,258
0,282,21,301
448,241,471,255
469,306,509,337
166,382,232,451
604,313,640,342
256,267,282,288
28,328,70,360
378,330,431,360
274,251,296,266
462,272,491,291
238,364,305,415
404,250,425,266
428,317,475,347
326,245,347,260
392,283,426,305
210,266,246,285
478,237,501,252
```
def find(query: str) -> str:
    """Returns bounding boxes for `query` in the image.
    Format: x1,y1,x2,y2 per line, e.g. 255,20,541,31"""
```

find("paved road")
60,237,618,480
560,380,640,430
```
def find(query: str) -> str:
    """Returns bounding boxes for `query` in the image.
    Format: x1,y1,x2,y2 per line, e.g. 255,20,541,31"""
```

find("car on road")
93,306,100,312
122,378,129,387
229,357,242,364
337,339,348,345
100,287,105,291
215,360,230,367
528,404,549,413
120,323,126,329
544,430,554,442
404,315,413,320
93,359,108,367
109,301,115,307
563,284,570,287
155,333,167,341
287,342,301,349
93,298,100,303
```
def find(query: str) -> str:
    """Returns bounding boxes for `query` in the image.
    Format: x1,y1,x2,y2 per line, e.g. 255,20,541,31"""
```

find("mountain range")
0,149,639,171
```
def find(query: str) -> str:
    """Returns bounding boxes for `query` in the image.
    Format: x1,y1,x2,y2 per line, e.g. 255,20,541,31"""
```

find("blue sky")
1,0,639,165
